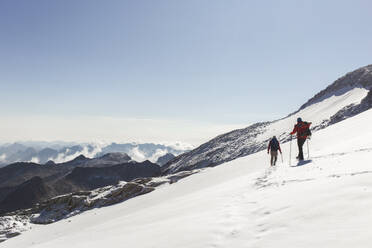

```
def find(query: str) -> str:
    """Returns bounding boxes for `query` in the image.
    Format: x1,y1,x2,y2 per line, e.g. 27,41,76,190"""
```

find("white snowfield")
3,107,372,247
259,87,368,141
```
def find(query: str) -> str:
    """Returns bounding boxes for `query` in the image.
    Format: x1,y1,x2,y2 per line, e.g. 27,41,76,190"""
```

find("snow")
3,108,372,247
163,86,369,174
259,87,368,141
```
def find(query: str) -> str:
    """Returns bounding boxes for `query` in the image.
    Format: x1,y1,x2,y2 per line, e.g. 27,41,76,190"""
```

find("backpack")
298,122,312,137
270,138,279,151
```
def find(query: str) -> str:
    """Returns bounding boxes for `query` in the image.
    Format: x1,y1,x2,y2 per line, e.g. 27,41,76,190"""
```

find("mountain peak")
99,152,132,162
300,64,372,110
74,154,87,161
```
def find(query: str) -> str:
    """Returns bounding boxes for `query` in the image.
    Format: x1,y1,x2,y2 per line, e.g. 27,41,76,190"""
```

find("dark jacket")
268,138,282,153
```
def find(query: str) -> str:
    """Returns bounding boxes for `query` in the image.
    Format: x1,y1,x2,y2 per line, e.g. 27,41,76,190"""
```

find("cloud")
30,157,40,164
157,142,194,151
127,146,147,162
148,149,168,163
51,144,103,163
0,154,6,162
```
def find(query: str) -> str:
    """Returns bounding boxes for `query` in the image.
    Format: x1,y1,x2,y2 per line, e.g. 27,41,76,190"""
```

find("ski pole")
307,139,310,159
289,135,292,166
280,152,283,163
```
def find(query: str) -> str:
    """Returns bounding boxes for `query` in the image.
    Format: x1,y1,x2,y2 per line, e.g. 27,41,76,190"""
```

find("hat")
297,117,302,123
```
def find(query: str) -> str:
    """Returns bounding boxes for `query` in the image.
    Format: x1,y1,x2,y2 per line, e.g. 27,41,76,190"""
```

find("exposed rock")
156,153,176,166
0,177,53,215
0,215,31,242
0,160,161,216
162,122,270,174
30,182,154,224
0,169,199,242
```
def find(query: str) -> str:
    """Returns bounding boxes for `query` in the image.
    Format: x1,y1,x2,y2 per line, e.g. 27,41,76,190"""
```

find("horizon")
1,0,372,146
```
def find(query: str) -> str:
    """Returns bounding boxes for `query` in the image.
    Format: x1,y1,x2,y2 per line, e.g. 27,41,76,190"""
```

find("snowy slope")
163,86,369,174
163,65,372,174
3,108,372,248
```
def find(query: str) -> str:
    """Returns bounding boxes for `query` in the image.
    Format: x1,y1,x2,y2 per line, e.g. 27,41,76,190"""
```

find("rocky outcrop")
0,215,29,243
0,177,53,215
0,160,161,216
0,169,199,242
60,161,161,190
156,153,176,166
31,182,155,224
162,122,270,174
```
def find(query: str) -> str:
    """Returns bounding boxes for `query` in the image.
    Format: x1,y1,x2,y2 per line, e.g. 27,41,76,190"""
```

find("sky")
0,0,372,146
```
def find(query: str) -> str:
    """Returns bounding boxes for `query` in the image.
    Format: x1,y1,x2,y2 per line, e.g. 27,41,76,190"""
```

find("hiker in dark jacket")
290,117,312,161
267,136,282,166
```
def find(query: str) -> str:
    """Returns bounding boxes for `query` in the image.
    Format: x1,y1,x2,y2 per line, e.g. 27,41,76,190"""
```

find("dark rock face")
0,163,69,188
61,161,161,190
162,122,270,174
99,152,132,163
31,182,155,224
59,152,132,168
156,153,176,166
0,177,52,215
0,158,160,216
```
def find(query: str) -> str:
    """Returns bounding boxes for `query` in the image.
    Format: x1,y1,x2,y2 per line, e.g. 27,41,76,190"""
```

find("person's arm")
267,141,271,153
290,125,297,135
278,142,282,153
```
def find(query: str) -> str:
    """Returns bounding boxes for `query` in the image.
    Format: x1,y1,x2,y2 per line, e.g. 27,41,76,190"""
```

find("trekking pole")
307,139,310,159
280,152,283,163
289,135,292,166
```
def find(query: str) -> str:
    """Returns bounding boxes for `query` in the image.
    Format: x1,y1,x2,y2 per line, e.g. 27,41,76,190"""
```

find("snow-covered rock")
0,169,198,242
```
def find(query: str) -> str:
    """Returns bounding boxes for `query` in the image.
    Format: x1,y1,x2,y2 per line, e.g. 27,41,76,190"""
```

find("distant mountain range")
0,152,161,215
0,142,190,167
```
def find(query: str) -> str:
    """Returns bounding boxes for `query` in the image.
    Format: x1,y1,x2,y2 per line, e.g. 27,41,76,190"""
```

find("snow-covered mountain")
3,91,372,248
2,64,372,247
162,64,372,174
0,142,189,167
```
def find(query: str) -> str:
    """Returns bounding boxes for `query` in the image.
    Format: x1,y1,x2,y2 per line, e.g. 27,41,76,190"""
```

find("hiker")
290,117,312,161
267,136,282,166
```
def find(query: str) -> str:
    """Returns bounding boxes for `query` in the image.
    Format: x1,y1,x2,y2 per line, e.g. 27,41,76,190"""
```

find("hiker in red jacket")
267,136,282,166
290,118,312,161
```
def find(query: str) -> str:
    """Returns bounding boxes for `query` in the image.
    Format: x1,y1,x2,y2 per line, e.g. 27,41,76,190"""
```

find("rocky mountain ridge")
0,153,161,215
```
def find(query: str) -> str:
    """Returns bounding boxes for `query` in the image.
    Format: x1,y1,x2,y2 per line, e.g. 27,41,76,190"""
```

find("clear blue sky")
1,0,372,144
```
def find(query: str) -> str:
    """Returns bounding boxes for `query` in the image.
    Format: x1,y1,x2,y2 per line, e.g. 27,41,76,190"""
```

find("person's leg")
271,151,277,166
297,138,306,160
270,152,274,166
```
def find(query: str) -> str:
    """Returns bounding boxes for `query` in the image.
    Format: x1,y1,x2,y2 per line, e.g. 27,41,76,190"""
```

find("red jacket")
290,121,312,139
